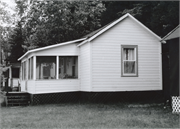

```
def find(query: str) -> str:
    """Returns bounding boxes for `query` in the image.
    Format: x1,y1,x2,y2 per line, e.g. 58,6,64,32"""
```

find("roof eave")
77,13,129,47
18,38,87,61
161,25,180,41
77,39,89,47
77,13,161,47
127,14,161,41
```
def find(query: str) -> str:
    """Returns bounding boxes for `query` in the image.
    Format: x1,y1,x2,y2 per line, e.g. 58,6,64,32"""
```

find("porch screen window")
121,45,138,77
28,58,31,79
36,56,56,80
22,61,26,80
28,57,33,80
21,63,24,80
31,57,33,79
59,56,78,79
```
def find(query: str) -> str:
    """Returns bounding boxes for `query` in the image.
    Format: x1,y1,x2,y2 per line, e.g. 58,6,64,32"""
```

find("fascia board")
18,38,86,61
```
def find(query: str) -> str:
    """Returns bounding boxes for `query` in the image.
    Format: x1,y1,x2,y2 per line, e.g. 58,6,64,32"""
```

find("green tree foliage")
101,1,179,37
2,1,179,63
8,22,24,63
101,1,137,26
0,1,15,53
0,1,16,85
150,1,179,37
23,1,105,50
7,0,28,63
15,0,28,17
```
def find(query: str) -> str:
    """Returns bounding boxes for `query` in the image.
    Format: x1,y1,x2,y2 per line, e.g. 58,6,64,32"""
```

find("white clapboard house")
18,13,162,101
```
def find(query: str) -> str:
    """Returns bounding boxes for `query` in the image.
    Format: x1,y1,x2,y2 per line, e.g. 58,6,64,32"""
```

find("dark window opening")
12,68,20,78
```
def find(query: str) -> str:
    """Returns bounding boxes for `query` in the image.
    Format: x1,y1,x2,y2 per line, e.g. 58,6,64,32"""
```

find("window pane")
123,48,134,60
59,56,78,79
36,56,56,80
21,63,23,80
28,59,31,79
31,57,33,79
24,62,26,80
124,61,135,73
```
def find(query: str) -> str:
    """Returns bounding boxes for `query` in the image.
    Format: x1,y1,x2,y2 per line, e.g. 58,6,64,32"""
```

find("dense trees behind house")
0,1,179,63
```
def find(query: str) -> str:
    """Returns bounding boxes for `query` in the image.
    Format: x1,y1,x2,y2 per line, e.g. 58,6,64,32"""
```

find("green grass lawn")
0,102,179,128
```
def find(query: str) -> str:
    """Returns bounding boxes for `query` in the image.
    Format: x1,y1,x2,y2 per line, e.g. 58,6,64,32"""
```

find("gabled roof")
77,13,161,47
82,19,117,39
18,13,161,61
18,38,86,61
162,25,180,41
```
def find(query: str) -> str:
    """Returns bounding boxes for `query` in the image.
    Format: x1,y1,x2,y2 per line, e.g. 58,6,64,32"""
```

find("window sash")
123,48,135,60
123,61,136,75
121,45,138,77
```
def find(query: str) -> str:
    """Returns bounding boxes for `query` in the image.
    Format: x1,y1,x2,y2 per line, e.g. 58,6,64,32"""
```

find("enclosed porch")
20,55,79,94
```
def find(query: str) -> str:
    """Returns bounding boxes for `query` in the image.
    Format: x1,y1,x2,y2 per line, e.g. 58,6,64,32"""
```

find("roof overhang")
161,25,180,42
18,38,87,61
77,13,161,47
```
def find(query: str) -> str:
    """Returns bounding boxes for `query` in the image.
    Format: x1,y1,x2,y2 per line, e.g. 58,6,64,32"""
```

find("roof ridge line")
77,13,161,47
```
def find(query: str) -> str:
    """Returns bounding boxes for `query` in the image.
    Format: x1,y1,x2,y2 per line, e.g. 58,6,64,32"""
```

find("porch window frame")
21,62,24,80
31,55,78,80
31,57,33,80
121,45,138,77
58,56,78,79
28,57,33,80
28,58,31,80
22,61,26,80
36,56,57,80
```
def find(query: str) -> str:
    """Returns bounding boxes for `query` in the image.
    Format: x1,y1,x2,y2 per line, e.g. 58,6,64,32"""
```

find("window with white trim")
121,45,138,77
59,56,78,79
36,56,56,80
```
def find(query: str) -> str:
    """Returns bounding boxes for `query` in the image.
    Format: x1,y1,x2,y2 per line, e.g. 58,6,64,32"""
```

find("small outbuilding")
18,13,162,102
161,25,179,101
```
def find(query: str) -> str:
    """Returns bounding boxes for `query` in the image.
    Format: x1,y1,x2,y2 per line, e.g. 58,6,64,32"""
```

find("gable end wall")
91,17,162,91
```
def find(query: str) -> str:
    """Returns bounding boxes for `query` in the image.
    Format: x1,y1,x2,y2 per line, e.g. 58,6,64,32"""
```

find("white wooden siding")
91,17,162,91
35,79,79,94
21,79,79,94
80,42,91,91
12,78,19,87
27,80,35,94
35,43,79,56
20,81,26,92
